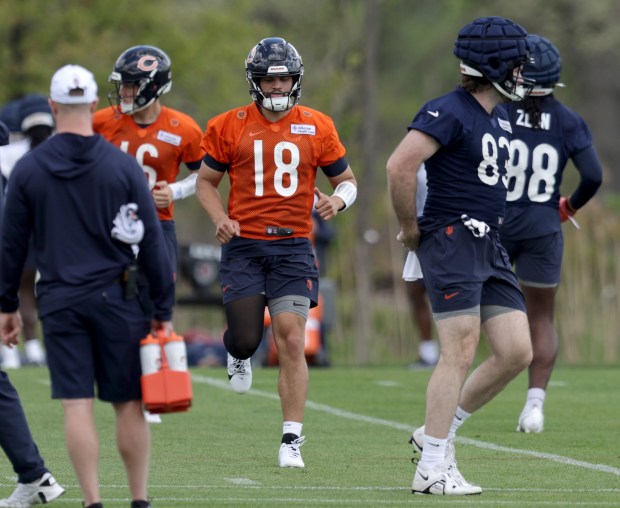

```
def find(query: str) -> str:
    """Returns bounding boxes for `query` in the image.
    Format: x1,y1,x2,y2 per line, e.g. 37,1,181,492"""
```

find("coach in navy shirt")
387,17,534,495
0,64,173,508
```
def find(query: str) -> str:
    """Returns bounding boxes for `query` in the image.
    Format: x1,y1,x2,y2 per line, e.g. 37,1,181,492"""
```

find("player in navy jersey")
387,17,534,495
501,35,602,433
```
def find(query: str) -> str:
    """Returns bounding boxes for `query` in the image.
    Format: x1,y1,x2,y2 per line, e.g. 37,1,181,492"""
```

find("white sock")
419,340,439,364
523,388,546,413
418,434,447,470
448,406,471,440
283,421,303,438
25,339,45,363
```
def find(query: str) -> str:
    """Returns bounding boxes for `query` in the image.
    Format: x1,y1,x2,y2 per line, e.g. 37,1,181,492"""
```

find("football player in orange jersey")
196,37,357,469
94,45,204,283
94,45,203,425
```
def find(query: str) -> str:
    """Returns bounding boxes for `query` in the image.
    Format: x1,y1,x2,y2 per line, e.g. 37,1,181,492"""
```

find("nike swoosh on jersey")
444,292,459,300
427,110,439,117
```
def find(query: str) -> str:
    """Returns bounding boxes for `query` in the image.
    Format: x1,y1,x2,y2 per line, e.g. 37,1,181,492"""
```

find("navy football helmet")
108,45,172,114
245,37,304,112
523,34,563,96
0,98,23,133
454,16,533,101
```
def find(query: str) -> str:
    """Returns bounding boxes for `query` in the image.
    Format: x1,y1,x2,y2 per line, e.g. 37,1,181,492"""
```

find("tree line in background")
1,0,619,365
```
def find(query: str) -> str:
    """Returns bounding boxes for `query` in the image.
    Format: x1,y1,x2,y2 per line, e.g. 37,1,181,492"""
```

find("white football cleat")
0,472,65,507
517,406,544,433
1,345,21,369
409,425,478,488
144,410,162,424
227,354,252,394
412,463,481,495
409,425,425,459
278,436,306,468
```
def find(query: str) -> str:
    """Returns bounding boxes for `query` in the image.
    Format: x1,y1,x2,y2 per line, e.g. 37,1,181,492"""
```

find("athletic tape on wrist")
332,181,357,211
169,173,198,200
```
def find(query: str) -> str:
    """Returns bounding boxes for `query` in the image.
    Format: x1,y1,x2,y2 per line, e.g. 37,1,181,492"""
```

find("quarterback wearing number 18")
196,37,357,470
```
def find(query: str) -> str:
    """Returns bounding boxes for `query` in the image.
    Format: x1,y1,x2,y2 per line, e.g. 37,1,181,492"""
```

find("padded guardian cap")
523,34,563,96
454,16,532,101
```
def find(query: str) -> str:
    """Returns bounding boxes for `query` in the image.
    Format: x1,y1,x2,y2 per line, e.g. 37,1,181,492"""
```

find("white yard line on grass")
192,374,620,478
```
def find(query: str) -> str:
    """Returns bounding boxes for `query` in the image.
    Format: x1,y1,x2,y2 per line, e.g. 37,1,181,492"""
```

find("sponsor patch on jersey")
291,124,316,135
157,130,182,146
498,118,512,133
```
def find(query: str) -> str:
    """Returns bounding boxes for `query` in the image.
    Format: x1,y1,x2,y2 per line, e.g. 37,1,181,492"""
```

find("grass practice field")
1,365,618,506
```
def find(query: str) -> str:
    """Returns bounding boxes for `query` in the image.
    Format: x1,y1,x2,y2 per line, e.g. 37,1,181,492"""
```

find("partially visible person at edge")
0,94,55,369
500,34,602,434
93,45,203,424
403,165,438,369
195,37,357,469
0,64,175,508
386,17,534,496
0,119,65,507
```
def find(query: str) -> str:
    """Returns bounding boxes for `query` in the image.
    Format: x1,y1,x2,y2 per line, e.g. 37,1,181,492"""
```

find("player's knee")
223,330,261,359
275,333,305,359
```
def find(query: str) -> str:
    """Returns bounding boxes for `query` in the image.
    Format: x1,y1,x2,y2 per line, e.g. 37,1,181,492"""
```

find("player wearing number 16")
500,35,602,434
196,37,357,469
94,45,204,282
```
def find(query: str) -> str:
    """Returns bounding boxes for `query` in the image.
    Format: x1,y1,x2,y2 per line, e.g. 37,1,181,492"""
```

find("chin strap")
169,172,198,200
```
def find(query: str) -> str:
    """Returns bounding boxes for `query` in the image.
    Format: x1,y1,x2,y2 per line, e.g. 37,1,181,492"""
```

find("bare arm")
195,162,240,244
386,130,439,250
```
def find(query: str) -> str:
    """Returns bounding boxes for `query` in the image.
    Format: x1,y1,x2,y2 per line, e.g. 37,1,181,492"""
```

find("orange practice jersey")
202,103,347,240
93,106,204,221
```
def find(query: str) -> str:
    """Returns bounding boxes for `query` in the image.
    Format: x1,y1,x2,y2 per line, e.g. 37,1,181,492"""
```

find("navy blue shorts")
417,222,525,314
220,248,319,308
501,232,563,287
41,283,150,402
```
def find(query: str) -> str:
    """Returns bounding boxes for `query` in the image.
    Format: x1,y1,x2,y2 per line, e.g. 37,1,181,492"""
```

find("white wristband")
332,181,357,211
169,173,198,200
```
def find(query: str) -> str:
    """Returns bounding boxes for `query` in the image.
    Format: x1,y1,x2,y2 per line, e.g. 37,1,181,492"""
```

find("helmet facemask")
109,72,172,114
246,70,303,112
493,66,535,102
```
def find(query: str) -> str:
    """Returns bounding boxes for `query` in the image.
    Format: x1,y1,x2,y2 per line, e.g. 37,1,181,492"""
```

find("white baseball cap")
50,64,98,104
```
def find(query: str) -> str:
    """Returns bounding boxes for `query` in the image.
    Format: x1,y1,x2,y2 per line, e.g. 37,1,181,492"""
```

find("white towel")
402,250,423,281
